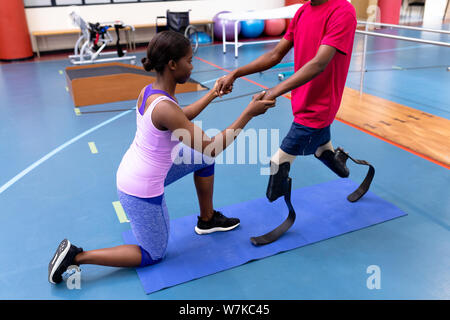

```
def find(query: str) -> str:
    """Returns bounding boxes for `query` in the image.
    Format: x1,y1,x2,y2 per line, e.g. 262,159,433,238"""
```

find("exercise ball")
264,19,286,36
213,11,241,41
190,31,212,44
241,19,265,38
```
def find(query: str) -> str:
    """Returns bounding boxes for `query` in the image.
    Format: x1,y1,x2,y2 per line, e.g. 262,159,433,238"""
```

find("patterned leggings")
117,145,215,267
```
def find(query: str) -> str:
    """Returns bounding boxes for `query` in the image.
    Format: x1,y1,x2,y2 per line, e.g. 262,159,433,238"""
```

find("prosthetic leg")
315,147,375,202
250,146,375,246
250,162,296,246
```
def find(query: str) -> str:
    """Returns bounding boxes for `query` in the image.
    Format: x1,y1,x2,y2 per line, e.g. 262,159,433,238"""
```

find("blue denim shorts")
280,122,331,156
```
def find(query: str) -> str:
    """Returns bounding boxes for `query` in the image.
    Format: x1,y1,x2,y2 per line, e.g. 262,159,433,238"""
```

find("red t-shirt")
284,0,356,128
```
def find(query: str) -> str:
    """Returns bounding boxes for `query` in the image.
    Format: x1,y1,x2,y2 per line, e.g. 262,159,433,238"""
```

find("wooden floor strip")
337,88,450,168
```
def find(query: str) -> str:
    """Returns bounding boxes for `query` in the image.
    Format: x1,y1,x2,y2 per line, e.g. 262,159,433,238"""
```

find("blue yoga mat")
123,179,406,294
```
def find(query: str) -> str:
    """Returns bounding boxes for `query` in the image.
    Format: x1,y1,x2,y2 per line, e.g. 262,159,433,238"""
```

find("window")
24,0,52,7
24,0,190,8
56,0,83,5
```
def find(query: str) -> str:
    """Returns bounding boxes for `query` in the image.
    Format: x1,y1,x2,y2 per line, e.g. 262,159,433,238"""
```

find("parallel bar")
355,30,450,47
357,20,450,35
360,23,369,95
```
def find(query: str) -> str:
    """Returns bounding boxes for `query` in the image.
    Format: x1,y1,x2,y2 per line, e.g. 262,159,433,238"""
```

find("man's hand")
262,88,278,102
215,73,236,97
213,76,233,97
244,91,276,117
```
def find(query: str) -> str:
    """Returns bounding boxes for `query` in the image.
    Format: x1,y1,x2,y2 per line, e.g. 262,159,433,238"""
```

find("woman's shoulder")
150,96,183,131
141,92,177,115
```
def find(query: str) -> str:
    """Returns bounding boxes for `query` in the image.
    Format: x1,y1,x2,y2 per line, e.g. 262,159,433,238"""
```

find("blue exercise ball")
190,31,212,44
241,19,265,38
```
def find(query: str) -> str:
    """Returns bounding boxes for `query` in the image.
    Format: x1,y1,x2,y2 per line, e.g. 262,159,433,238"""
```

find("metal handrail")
357,20,450,35
356,27,450,95
355,30,450,48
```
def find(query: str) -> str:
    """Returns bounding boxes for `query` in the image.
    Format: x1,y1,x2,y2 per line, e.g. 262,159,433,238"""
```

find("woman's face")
174,47,193,84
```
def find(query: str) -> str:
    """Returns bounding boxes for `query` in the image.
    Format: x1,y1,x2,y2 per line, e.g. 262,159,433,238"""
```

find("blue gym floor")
0,26,449,299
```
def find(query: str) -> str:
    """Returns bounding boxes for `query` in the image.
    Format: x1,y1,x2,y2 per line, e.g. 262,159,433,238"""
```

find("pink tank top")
116,85,181,198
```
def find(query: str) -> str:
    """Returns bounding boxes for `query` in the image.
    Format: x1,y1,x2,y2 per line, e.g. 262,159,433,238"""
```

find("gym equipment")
278,70,294,80
191,31,212,44
264,18,286,36
156,10,199,54
0,0,33,61
241,19,265,38
272,61,294,80
123,179,406,294
219,4,302,57
69,12,136,65
213,11,241,41
65,62,207,107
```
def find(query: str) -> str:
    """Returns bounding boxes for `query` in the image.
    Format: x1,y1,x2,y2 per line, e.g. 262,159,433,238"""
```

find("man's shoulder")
334,0,357,17
295,2,309,16
326,0,357,25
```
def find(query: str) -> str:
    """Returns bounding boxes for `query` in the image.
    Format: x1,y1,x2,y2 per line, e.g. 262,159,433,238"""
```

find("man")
217,0,371,243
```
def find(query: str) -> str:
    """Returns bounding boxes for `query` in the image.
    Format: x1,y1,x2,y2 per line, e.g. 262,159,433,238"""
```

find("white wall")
25,0,285,32
423,0,447,26
25,0,285,52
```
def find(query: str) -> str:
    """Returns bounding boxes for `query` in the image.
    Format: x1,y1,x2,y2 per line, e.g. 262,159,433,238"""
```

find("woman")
48,31,275,284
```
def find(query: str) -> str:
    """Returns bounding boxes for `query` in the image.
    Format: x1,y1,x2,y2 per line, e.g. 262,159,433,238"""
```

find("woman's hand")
244,91,276,117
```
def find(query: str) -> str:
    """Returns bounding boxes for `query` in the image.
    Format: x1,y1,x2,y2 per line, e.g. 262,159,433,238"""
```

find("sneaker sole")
195,223,240,235
48,239,70,284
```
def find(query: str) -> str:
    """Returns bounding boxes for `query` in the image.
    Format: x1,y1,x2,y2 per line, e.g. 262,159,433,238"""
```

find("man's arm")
216,38,293,96
263,44,337,100
231,38,293,79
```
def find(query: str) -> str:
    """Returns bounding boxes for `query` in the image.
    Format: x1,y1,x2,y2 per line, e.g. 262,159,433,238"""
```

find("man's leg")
314,140,334,157
314,140,350,178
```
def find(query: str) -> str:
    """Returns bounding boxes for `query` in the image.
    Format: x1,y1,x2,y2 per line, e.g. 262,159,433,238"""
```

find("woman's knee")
139,246,165,267
194,162,215,177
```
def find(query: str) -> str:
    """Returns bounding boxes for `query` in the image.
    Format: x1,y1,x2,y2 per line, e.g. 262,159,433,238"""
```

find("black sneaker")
48,239,83,284
195,210,240,235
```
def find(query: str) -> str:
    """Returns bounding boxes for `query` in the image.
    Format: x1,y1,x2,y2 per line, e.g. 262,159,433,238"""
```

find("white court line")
0,108,134,195
201,77,221,85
